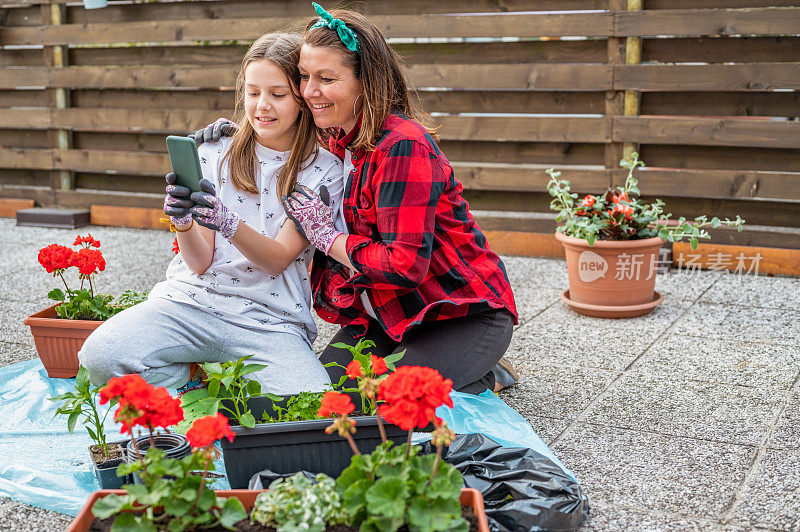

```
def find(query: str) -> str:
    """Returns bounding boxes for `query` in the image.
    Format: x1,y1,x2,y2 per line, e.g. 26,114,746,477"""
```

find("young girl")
79,32,344,395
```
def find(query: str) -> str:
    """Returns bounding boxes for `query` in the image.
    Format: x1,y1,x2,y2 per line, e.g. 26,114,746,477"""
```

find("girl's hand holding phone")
189,179,241,239
164,172,194,226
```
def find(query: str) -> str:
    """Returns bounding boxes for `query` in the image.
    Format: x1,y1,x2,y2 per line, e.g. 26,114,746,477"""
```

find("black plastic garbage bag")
420,433,589,531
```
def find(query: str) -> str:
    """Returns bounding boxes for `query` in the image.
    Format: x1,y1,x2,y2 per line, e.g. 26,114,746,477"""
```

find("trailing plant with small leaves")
546,152,745,248
49,365,117,458
93,446,246,531
250,473,346,532
336,442,467,532
198,356,281,428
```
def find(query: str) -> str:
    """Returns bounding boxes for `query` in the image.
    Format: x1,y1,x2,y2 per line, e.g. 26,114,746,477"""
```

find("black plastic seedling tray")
220,396,405,488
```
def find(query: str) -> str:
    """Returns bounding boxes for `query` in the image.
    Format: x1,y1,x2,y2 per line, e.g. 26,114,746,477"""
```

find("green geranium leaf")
407,496,465,532
110,512,157,532
219,496,248,528
91,494,129,519
365,477,407,519
48,288,65,301
341,478,370,517
240,411,256,428
196,487,217,511
163,497,193,517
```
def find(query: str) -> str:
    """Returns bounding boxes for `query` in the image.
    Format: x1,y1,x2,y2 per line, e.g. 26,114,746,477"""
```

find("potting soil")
0,358,582,519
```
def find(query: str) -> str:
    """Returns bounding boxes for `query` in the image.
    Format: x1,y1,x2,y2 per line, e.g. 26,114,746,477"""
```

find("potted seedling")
49,366,128,489
547,153,745,317
24,234,147,377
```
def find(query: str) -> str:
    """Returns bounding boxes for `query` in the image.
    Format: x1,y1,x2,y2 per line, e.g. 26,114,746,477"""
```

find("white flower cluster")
250,472,345,532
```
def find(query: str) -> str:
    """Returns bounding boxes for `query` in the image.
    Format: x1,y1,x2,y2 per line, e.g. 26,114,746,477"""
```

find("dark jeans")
319,309,514,395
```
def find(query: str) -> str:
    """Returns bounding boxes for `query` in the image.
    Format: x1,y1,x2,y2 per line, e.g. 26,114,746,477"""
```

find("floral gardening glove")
163,172,193,226
189,118,238,146
189,179,240,239
282,184,341,255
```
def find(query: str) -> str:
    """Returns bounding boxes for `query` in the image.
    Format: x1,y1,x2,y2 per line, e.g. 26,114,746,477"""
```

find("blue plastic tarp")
0,358,576,517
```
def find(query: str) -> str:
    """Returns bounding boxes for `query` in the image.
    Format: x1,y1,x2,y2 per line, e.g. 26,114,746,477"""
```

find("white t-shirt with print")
149,137,344,345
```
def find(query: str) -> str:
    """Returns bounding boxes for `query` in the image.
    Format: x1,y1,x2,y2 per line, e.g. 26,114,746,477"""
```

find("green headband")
310,3,361,55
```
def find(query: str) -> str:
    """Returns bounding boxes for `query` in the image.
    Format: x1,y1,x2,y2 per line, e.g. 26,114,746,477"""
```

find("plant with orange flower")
547,153,744,247
92,378,247,531
37,234,147,320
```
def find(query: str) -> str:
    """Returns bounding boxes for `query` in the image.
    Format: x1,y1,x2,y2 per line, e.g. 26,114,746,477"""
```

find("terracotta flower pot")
66,488,490,532
555,232,664,318
23,304,103,378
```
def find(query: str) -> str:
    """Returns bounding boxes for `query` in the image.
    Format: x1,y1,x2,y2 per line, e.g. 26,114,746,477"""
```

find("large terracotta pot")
23,304,102,378
67,488,490,532
555,232,664,318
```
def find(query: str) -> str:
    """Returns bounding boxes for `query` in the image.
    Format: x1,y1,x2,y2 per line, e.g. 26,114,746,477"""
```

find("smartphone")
165,135,204,193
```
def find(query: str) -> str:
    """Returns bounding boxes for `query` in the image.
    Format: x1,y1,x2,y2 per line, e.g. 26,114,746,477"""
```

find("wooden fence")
1,0,799,250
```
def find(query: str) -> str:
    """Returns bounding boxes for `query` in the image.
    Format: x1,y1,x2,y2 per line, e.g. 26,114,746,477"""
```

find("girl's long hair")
222,32,319,197
303,10,438,152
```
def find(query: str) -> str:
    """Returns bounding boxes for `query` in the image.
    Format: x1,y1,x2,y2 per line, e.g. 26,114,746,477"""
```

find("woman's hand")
189,179,241,239
282,184,341,255
189,118,238,146
163,172,194,227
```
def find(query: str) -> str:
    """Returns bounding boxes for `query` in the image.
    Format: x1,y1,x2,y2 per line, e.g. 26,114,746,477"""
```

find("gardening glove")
163,172,194,227
189,118,238,146
189,179,240,239
281,184,341,255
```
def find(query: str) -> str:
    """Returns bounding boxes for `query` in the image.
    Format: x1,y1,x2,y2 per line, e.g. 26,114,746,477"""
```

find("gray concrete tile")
502,255,569,290
655,268,724,302
581,499,721,531
515,414,570,446
0,341,37,366
512,287,561,326
542,296,691,335
506,317,659,371
768,390,800,451
498,362,620,421
672,302,800,346
730,448,800,530
582,373,783,446
552,424,755,517
699,273,800,310
632,334,800,390
312,314,341,354
0,300,52,344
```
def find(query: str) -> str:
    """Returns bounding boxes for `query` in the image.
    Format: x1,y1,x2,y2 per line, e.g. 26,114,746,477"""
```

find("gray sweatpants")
78,297,331,395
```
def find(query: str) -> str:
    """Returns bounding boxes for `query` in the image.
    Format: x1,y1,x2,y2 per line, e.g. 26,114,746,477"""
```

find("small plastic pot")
124,433,191,484
93,457,127,489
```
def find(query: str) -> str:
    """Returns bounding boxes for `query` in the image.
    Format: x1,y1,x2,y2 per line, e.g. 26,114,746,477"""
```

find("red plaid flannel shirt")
311,113,517,340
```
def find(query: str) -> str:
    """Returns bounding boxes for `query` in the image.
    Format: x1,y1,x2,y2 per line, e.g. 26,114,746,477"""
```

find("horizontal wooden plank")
455,163,609,192
641,91,800,118
613,116,800,149
617,7,800,38
673,241,800,275
0,147,52,169
0,128,50,147
648,0,800,8
640,144,800,174
440,140,604,166
90,204,166,230
615,63,800,91
0,197,35,217
0,89,47,107
3,12,612,46
68,40,606,67
0,48,44,67
0,68,47,88
441,116,610,143
71,88,232,109
410,64,611,91
68,0,599,23
611,167,800,202
482,230,564,258
644,36,800,64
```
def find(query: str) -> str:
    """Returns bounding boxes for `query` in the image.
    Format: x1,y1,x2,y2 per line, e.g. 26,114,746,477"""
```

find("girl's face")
298,44,363,133
244,59,301,151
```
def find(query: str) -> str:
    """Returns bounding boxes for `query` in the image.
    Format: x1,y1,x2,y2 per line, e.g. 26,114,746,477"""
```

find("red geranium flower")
317,391,355,418
37,244,75,273
612,192,629,204
71,248,106,277
186,413,235,447
580,195,595,207
74,234,101,248
613,204,634,216
370,355,388,376
377,366,454,431
99,374,184,434
345,360,362,380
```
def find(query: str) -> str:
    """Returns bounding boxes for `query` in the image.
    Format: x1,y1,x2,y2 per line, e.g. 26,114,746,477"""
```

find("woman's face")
243,59,301,151
298,44,363,133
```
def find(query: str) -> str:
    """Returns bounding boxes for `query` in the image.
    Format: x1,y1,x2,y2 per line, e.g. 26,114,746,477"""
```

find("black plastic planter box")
219,396,405,489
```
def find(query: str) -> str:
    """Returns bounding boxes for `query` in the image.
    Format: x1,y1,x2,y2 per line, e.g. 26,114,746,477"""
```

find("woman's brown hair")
222,32,319,197
303,10,438,152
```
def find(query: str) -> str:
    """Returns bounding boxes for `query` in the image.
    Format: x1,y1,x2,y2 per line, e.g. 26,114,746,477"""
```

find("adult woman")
281,5,518,395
